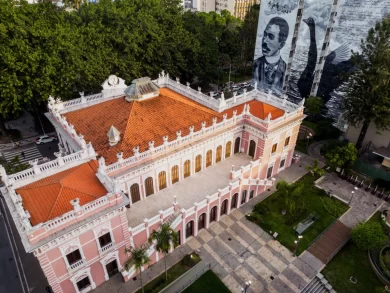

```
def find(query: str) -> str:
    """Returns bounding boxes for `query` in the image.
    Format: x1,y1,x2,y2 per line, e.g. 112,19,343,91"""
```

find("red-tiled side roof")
16,161,107,226
64,88,284,164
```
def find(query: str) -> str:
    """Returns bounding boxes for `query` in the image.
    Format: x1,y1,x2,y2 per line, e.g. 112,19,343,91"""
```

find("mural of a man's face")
262,24,285,57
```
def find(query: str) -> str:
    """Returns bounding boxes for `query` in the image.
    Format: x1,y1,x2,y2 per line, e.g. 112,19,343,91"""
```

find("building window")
198,213,206,231
186,221,194,239
284,137,290,147
145,177,154,197
225,141,231,158
231,193,238,210
206,150,212,167
184,160,191,178
272,143,277,154
280,158,286,169
267,166,273,178
220,199,228,215
216,146,222,163
98,233,112,248
210,206,217,223
241,190,247,204
195,155,202,172
158,171,167,190
234,137,240,154
76,277,91,291
66,249,82,266
130,183,141,203
171,165,179,184
249,190,254,199
249,140,256,158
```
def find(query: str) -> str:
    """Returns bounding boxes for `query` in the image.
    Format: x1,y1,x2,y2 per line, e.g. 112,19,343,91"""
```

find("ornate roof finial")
107,125,121,146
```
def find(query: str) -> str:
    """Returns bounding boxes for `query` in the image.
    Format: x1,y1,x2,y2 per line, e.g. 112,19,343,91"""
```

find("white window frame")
93,223,115,256
70,267,96,293
60,238,86,273
100,250,122,281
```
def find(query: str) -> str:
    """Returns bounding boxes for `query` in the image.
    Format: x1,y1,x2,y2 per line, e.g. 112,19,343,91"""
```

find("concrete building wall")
345,121,390,149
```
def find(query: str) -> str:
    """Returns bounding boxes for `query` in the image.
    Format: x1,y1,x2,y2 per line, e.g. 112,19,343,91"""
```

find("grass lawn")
322,213,384,293
247,174,348,255
183,270,231,293
135,253,201,293
295,139,309,154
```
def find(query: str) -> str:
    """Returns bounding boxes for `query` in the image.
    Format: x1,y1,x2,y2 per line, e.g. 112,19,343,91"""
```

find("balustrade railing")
100,242,115,254
68,258,85,272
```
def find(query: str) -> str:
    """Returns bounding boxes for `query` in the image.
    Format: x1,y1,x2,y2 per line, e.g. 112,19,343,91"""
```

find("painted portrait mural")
253,0,299,97
287,0,333,102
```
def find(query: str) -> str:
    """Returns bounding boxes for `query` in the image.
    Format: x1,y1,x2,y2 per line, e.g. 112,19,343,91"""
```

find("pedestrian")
21,151,25,159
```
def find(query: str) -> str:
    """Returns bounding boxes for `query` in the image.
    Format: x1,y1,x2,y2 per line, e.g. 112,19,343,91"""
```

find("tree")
148,223,179,282
351,221,387,250
324,142,357,170
124,245,150,293
305,96,323,120
306,160,325,177
343,15,390,150
276,181,306,222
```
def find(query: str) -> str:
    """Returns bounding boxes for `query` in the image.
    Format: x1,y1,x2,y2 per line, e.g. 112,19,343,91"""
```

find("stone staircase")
301,273,335,293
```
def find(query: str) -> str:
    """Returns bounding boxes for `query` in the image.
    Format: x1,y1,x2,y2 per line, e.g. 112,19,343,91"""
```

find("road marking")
0,197,29,293
2,146,43,164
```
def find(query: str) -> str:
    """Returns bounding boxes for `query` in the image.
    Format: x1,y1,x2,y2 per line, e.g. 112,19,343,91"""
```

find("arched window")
171,165,179,184
158,171,167,190
198,213,206,231
130,183,141,203
216,145,222,163
241,190,247,204
144,177,154,197
184,160,191,178
210,206,217,223
206,150,212,167
220,199,228,215
234,137,241,154
195,155,202,172
249,190,254,199
249,140,256,158
231,193,238,210
225,141,232,158
186,221,194,239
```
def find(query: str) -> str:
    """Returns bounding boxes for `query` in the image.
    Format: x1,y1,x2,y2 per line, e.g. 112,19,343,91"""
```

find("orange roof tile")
64,88,284,164
16,161,107,226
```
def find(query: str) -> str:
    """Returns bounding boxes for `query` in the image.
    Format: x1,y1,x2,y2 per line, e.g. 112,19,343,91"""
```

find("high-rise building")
1,72,303,293
188,0,260,19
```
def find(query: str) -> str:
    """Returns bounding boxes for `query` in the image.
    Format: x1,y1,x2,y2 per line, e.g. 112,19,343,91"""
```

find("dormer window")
124,77,160,102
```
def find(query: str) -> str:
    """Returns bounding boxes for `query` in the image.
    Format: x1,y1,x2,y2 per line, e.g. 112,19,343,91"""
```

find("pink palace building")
0,71,304,293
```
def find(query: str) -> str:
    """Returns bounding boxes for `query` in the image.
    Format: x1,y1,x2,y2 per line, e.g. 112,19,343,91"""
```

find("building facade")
0,71,304,293
189,0,259,19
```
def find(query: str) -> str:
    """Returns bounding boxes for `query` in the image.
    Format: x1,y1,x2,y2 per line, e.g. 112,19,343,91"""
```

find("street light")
293,235,303,256
306,133,313,148
349,189,357,205
241,280,252,293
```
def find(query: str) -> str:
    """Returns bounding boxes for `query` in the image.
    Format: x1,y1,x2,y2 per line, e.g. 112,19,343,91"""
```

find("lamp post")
293,235,303,256
348,188,358,205
241,281,252,293
306,133,313,148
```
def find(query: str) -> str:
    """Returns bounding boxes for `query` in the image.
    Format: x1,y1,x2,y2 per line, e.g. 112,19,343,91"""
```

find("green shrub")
351,221,388,250
254,204,269,215
321,197,347,217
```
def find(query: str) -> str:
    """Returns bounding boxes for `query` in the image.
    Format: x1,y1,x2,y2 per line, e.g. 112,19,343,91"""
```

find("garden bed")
183,270,231,293
247,173,348,255
135,253,201,293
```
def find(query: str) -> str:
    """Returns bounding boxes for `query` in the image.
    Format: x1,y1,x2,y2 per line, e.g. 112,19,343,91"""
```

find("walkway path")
94,153,322,293
307,140,327,163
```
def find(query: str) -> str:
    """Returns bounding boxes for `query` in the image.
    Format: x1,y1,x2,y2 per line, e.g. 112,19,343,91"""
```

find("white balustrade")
131,223,146,235
163,206,174,218
171,216,182,229
100,241,115,254
148,214,161,226
83,196,109,213
68,258,85,272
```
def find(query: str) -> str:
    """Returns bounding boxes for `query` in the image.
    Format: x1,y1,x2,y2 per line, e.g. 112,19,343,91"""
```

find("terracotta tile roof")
64,88,284,164
16,161,107,226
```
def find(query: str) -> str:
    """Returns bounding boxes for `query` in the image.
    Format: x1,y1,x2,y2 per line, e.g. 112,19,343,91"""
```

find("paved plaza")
316,172,385,228
126,154,252,226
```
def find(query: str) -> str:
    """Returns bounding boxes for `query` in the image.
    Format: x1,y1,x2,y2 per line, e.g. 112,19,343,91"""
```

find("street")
1,141,59,164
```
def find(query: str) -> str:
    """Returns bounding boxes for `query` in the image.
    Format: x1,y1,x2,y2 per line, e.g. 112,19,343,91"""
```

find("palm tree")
305,160,325,177
276,181,305,216
149,223,179,282
124,245,150,293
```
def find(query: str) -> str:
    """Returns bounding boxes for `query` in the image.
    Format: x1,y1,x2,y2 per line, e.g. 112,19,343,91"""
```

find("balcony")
67,258,85,273
99,242,115,255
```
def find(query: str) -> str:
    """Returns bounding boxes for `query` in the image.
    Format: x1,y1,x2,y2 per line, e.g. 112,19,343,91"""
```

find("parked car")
232,85,241,91
36,135,57,145
240,82,250,88
207,91,218,97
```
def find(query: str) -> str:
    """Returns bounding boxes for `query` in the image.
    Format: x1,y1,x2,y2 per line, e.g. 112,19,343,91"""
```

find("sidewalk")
0,132,57,151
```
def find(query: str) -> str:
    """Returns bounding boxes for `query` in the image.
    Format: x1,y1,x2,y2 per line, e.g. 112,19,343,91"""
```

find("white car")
207,91,218,97
36,135,57,145
232,85,241,91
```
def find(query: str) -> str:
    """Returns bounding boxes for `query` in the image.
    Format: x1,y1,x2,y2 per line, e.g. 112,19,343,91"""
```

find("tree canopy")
342,15,390,149
351,221,387,251
324,142,357,170
0,0,257,133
